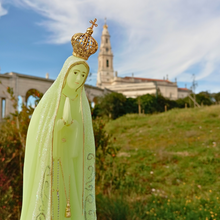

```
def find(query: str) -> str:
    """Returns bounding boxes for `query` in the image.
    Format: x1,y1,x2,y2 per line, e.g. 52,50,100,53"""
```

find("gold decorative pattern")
84,195,95,220
61,138,66,143
59,159,71,218
71,19,98,60
35,166,51,219
81,88,96,220
62,93,78,101
80,88,85,214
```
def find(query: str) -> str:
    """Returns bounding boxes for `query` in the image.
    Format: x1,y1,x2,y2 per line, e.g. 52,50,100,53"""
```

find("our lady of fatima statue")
20,19,98,220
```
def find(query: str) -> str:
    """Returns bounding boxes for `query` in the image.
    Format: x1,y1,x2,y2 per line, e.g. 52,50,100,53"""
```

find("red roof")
124,76,171,83
178,88,190,91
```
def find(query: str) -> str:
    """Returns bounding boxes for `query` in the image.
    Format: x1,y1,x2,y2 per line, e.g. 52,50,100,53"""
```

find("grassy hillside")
99,105,220,219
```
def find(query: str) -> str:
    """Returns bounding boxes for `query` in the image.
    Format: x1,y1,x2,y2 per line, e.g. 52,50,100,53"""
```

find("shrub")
93,92,127,119
0,88,33,219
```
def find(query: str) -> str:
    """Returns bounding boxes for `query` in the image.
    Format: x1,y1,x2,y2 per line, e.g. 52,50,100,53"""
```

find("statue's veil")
20,55,96,220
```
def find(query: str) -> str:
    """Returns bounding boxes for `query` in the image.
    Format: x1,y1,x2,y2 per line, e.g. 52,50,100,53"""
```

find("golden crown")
71,18,98,60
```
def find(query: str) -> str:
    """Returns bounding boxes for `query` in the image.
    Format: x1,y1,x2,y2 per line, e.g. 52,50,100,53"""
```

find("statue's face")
66,64,88,90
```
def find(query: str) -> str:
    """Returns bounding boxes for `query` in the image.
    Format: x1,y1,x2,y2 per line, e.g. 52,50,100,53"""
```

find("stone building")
96,22,191,99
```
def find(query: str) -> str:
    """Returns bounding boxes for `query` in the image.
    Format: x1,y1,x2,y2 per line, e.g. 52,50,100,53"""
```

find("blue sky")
1,0,220,93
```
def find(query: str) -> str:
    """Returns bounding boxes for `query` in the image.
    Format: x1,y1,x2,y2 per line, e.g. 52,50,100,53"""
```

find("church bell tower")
96,20,114,87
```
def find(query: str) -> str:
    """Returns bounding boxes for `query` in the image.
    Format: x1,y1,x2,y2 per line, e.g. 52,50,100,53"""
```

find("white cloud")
10,0,220,88
0,1,7,16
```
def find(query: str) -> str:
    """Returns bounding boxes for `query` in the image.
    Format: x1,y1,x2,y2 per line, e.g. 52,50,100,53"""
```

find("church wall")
98,54,113,71
98,71,114,85
120,89,156,98
157,84,178,100
108,55,113,69
105,82,157,98
178,90,190,99
101,35,111,48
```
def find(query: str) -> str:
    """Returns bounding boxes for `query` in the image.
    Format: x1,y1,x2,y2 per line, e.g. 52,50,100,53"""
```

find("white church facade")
96,22,190,100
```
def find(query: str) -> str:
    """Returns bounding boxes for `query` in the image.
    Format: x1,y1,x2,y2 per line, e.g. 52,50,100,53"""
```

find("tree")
93,92,127,119
196,91,213,106
214,92,220,103
125,97,138,114
140,94,158,114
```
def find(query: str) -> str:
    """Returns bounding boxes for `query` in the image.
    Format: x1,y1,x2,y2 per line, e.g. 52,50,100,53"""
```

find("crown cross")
89,19,98,29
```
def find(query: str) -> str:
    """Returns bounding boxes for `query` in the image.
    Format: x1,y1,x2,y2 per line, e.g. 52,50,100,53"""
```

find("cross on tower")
89,18,98,29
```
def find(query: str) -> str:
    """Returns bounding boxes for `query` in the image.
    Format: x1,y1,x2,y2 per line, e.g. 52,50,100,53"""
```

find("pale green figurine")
20,19,98,220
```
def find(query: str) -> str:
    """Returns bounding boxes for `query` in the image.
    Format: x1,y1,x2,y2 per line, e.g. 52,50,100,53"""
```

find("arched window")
106,48,108,52
106,59,109,67
26,89,43,108
106,38,108,43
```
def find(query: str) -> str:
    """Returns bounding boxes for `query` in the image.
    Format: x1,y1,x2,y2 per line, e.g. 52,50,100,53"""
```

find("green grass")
97,106,220,219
